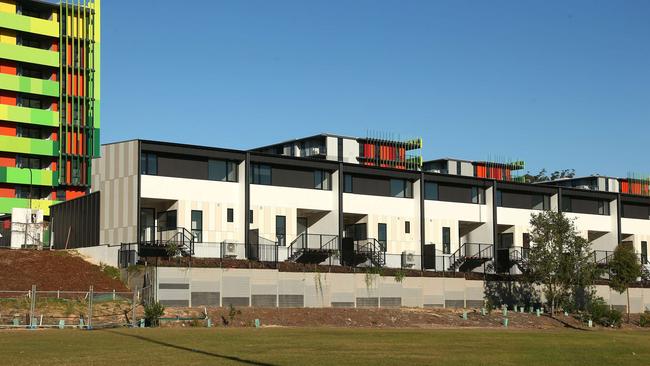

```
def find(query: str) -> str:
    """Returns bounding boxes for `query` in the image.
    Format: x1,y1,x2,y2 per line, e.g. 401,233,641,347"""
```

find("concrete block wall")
153,267,650,313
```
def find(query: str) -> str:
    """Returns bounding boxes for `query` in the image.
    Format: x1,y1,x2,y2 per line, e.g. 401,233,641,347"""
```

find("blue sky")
102,0,649,177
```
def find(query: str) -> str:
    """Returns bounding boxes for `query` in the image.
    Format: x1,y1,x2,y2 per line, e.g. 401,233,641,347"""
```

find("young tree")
608,243,642,323
525,211,597,317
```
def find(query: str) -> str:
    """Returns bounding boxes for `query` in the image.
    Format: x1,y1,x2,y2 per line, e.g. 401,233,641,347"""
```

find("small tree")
525,211,597,317
608,243,642,323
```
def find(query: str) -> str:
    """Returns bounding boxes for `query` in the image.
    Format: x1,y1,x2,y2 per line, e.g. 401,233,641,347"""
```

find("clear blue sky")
102,0,649,177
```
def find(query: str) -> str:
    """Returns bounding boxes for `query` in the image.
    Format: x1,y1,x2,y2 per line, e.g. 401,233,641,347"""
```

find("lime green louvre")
0,73,58,97
0,104,58,127
0,167,57,187
0,135,58,156
0,43,58,67
0,11,59,37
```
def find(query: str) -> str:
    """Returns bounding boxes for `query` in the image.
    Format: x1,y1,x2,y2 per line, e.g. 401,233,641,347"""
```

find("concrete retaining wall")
153,267,650,313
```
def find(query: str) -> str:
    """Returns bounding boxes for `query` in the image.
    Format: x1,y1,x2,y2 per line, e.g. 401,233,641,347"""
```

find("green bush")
99,263,121,281
639,311,650,327
144,302,165,327
582,297,623,327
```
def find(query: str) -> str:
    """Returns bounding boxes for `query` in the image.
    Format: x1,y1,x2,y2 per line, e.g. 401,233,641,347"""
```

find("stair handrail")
287,233,306,259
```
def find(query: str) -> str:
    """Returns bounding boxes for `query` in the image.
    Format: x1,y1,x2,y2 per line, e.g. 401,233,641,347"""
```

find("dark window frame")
442,227,451,254
227,208,234,223
191,210,203,243
405,221,410,234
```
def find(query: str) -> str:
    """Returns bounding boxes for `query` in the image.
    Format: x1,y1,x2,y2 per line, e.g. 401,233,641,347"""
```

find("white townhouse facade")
48,135,650,274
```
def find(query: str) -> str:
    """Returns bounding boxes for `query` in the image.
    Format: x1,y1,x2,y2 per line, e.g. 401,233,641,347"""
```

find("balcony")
0,73,59,97
0,135,58,156
0,43,58,68
0,166,57,186
0,104,59,127
0,11,59,38
0,197,59,216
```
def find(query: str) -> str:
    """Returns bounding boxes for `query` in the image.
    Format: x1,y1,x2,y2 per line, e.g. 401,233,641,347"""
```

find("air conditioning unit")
401,251,416,268
223,241,238,258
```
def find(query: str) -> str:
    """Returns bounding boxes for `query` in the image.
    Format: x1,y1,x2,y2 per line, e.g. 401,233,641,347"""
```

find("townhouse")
49,134,650,272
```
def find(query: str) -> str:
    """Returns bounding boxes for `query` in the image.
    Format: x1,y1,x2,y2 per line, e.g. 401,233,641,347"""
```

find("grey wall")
91,141,139,244
51,192,100,249
154,267,650,312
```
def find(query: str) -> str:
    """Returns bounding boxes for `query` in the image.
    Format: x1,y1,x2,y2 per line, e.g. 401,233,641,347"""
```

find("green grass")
0,328,648,365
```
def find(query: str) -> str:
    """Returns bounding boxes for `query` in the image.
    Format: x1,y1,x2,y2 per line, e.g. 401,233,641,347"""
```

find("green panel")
0,73,59,97
0,104,58,127
0,167,57,187
0,11,59,37
0,135,58,156
0,43,58,67
0,197,58,216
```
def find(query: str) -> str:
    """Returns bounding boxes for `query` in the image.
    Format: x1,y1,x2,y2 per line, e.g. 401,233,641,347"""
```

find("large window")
442,227,451,254
498,190,549,210
344,174,353,193
390,179,413,198
208,160,238,182
157,210,177,231
251,164,271,185
425,182,438,200
140,152,157,175
562,197,610,215
16,155,42,169
314,170,331,190
191,210,203,243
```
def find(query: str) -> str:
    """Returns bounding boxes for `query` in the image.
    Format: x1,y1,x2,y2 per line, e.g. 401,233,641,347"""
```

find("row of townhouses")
47,133,650,274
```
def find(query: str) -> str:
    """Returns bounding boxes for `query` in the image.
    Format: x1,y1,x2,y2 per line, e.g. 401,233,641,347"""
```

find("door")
140,208,155,243
378,223,387,251
191,210,203,243
297,217,308,248
497,233,514,272
276,215,286,246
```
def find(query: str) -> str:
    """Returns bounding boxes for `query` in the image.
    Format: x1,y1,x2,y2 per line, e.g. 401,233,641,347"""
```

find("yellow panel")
0,0,15,14
0,29,16,45
51,10,58,22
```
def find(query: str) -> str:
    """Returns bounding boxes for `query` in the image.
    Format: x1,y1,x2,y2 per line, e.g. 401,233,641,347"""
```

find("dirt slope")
0,249,128,291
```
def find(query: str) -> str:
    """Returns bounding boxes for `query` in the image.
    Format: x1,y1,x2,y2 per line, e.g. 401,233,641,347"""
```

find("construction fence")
0,286,154,329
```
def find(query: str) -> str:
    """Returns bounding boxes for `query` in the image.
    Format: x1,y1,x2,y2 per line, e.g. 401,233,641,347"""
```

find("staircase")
288,234,338,264
508,247,529,272
447,243,493,272
591,250,614,268
138,226,195,258
353,238,386,267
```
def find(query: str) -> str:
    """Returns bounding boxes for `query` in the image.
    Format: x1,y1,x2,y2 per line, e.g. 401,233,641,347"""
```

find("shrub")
639,311,650,327
99,263,121,281
581,297,622,327
144,302,165,327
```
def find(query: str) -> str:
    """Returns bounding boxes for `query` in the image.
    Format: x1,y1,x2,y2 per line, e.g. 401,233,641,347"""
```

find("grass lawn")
0,327,648,366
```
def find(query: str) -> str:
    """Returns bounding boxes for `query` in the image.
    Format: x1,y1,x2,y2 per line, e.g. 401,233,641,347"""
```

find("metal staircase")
288,234,338,264
447,243,493,272
351,238,386,267
138,226,195,258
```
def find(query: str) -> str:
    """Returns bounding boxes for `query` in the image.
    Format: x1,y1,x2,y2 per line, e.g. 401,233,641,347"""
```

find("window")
249,210,254,224
405,221,410,234
442,227,451,254
642,241,648,265
276,215,286,246
16,126,41,138
191,210,203,243
378,223,387,249
424,182,438,200
227,208,234,223
496,190,503,207
314,170,331,190
251,163,271,185
344,174,353,193
140,152,157,175
471,187,486,204
157,210,177,231
56,189,65,201
598,200,610,215
523,233,531,259
390,179,413,198
20,67,43,79
208,160,238,182
16,156,41,169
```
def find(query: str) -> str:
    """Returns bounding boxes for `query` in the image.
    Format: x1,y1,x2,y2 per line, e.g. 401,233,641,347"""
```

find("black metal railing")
288,233,338,261
591,250,614,266
137,226,195,258
448,243,493,272
118,243,138,268
353,238,386,267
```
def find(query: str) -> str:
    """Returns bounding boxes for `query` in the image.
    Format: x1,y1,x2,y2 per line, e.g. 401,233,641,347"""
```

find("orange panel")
0,60,16,75
0,121,15,136
66,189,85,200
0,153,15,167
0,186,15,198
0,90,16,106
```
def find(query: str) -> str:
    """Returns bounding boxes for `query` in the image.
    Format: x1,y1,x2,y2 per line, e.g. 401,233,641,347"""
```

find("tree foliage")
524,169,576,183
608,243,642,323
524,211,600,317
